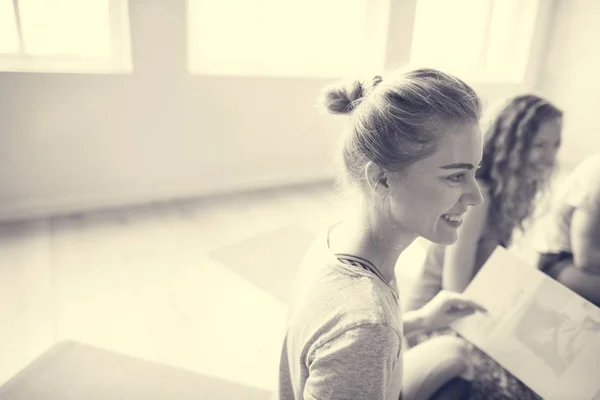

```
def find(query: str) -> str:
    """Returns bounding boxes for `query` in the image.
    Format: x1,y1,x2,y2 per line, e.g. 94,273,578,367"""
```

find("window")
0,0,132,74
409,0,542,83
187,0,389,78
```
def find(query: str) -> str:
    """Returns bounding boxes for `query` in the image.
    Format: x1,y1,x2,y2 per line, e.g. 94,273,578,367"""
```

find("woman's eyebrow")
439,163,474,170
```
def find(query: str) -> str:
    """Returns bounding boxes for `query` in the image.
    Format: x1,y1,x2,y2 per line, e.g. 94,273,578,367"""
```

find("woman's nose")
462,179,484,207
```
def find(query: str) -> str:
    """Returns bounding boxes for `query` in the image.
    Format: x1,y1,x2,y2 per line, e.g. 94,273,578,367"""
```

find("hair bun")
322,80,365,115
372,75,383,88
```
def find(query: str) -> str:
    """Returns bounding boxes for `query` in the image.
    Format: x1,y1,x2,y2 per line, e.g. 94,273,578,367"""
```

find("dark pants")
429,378,471,400
538,252,600,306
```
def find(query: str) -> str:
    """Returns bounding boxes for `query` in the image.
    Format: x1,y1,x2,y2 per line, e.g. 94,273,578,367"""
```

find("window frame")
0,0,133,74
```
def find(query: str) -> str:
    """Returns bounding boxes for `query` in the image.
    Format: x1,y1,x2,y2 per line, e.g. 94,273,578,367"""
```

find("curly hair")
477,94,563,246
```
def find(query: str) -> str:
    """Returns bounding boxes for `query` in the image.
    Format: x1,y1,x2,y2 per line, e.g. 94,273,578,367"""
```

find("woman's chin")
427,229,458,246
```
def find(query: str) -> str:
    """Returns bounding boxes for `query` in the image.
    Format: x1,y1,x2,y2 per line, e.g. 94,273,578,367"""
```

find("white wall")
0,0,550,222
537,0,600,169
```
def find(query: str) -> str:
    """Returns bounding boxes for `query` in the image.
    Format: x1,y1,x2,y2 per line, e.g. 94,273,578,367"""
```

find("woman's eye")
448,173,465,183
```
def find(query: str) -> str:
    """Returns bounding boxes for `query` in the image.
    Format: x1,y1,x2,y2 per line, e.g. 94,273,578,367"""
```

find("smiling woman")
276,68,488,400
407,94,563,313
405,94,563,399
383,122,484,246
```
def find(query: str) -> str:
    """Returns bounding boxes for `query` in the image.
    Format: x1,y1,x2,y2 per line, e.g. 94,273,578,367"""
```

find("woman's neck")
329,213,416,284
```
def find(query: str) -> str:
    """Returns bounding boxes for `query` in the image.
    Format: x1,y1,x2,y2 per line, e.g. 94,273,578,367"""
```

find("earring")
379,178,389,188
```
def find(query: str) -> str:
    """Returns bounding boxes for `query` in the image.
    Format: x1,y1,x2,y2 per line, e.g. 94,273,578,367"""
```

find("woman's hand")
417,290,487,332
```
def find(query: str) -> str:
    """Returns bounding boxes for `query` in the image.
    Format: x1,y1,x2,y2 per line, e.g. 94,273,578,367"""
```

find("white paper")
450,246,600,400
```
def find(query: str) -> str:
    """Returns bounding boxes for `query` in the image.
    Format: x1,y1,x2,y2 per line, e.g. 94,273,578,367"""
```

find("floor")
0,175,559,396
0,181,430,396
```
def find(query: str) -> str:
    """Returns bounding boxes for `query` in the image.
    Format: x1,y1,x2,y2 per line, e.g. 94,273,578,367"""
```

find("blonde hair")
320,68,482,195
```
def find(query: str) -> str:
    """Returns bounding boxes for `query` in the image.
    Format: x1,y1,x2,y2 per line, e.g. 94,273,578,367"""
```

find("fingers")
458,300,487,313
447,307,476,319
441,291,487,313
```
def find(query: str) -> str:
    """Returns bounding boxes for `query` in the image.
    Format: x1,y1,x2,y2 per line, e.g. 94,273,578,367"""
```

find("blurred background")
0,0,598,398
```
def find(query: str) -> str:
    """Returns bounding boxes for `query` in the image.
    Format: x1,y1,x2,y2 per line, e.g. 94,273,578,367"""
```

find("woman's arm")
569,172,600,270
402,310,427,337
571,207,600,269
403,291,487,337
442,190,490,293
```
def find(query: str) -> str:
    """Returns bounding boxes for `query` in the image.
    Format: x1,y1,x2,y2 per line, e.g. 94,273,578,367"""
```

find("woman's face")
386,121,484,245
527,117,562,179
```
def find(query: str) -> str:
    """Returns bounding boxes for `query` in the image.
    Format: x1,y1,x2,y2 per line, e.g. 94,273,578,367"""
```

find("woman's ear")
364,161,389,192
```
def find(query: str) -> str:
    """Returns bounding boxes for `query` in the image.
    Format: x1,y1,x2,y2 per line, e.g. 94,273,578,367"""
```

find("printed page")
450,247,600,400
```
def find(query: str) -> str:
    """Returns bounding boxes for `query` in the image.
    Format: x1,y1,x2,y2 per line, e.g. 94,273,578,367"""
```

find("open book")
450,247,600,400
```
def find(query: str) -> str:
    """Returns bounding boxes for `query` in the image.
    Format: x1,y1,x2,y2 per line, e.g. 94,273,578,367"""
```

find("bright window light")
19,0,112,57
0,0,20,54
0,0,132,74
410,0,541,83
187,0,386,78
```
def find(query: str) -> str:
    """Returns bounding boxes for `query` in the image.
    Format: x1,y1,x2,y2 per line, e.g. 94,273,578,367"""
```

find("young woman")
407,94,563,311
277,69,488,400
